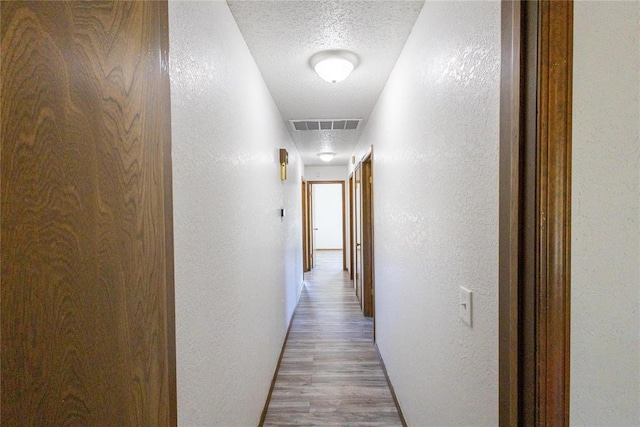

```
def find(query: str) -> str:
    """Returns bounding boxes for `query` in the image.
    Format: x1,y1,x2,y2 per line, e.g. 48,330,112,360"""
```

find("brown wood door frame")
348,173,354,281
499,1,572,425
361,153,374,319
307,181,347,271
307,180,314,269
353,166,363,307
301,178,310,272
306,180,316,270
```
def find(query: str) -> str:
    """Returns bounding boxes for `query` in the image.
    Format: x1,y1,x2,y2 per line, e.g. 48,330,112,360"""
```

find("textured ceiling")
227,0,424,166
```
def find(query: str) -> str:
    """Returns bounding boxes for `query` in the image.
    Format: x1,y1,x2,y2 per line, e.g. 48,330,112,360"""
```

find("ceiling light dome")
317,152,337,162
310,50,358,83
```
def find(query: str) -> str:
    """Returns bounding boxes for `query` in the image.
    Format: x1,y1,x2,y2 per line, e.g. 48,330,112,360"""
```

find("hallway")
5,1,636,425
263,251,403,426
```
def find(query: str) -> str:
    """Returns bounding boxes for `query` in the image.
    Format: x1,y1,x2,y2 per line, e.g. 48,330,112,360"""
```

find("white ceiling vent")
291,119,362,131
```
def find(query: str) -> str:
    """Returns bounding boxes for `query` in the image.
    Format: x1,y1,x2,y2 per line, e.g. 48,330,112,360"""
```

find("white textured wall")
169,2,304,425
305,165,348,181
350,2,500,424
571,2,640,425
313,184,343,249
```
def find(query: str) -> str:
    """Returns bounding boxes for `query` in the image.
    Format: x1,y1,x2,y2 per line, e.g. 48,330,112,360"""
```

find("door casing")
499,1,573,425
349,173,355,281
302,178,310,272
361,153,374,319
354,167,363,307
306,181,347,271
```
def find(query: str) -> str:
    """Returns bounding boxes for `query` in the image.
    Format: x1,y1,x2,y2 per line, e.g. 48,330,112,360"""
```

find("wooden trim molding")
536,2,572,424
301,178,309,272
348,173,355,280
361,155,374,319
375,344,407,427
308,181,314,269
498,2,522,424
258,303,301,426
158,2,178,423
499,1,572,425
342,181,347,270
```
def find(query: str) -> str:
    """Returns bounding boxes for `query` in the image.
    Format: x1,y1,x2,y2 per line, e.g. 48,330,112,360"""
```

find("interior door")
306,181,314,270
1,2,176,424
362,157,374,318
302,178,310,272
354,165,363,307
311,183,318,268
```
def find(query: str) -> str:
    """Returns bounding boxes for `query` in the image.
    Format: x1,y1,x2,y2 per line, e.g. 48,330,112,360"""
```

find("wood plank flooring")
263,250,403,426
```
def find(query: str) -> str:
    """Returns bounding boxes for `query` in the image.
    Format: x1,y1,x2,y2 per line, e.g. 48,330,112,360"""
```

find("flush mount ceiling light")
310,50,358,83
317,152,337,162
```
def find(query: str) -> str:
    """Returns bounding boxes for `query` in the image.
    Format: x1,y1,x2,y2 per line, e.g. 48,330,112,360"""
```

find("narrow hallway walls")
169,2,304,425
350,2,500,425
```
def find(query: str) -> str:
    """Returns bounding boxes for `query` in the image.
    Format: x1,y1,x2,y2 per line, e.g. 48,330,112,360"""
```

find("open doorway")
353,150,374,319
353,165,362,309
305,181,346,273
361,154,374,319
348,173,354,281
301,177,310,272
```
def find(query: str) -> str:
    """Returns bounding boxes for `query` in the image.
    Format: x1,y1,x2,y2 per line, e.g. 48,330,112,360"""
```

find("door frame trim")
348,173,354,280
353,165,363,308
535,3,573,423
498,2,519,422
301,177,310,272
360,153,374,320
498,1,573,425
159,1,178,420
307,180,347,271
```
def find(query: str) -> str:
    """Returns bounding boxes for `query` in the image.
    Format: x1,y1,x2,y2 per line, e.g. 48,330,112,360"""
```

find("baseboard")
375,343,408,427
258,282,305,426
297,280,305,303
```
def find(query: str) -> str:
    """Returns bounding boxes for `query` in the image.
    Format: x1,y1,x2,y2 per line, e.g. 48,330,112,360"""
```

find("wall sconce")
279,148,288,180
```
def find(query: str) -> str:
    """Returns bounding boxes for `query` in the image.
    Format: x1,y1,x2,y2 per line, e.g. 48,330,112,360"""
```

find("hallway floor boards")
263,250,403,426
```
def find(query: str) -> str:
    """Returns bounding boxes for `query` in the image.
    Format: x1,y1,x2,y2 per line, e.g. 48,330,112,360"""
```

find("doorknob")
314,228,318,230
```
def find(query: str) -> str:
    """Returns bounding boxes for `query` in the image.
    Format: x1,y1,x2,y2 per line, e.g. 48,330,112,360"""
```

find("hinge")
369,176,373,184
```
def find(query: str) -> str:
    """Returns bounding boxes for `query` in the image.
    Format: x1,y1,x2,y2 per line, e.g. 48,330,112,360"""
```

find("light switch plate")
460,287,472,326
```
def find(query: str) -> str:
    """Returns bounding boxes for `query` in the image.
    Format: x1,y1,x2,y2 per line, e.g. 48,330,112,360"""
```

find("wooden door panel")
1,2,176,425
302,179,309,272
362,159,374,318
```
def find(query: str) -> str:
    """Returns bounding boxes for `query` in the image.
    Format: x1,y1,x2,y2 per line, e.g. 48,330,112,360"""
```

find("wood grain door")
362,156,374,318
302,178,310,272
1,2,177,425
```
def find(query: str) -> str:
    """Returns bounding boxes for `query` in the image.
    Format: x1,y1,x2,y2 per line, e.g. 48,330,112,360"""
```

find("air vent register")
290,119,362,131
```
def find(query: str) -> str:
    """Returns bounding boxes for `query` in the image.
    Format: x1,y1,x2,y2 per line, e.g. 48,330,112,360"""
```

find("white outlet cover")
460,287,472,326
